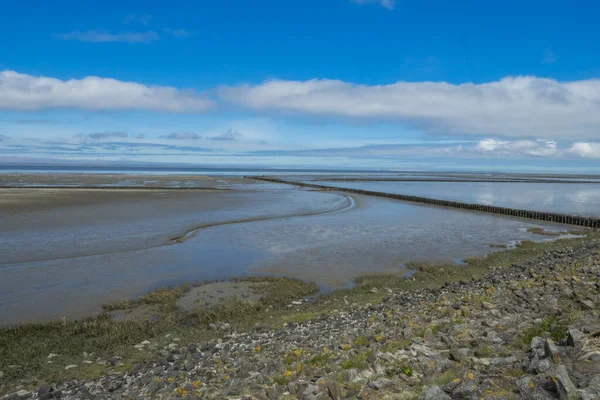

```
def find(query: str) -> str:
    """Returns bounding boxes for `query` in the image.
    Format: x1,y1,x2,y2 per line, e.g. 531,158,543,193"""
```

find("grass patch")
0,277,318,391
517,313,575,350
526,227,566,236
340,350,372,370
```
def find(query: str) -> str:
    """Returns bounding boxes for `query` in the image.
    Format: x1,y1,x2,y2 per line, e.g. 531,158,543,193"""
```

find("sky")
1,0,600,172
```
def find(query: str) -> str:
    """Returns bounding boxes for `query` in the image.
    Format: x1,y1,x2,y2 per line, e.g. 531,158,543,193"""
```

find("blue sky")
1,0,600,171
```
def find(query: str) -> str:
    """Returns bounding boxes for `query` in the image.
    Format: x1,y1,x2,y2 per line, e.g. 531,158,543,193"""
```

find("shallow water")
0,183,570,325
308,180,600,216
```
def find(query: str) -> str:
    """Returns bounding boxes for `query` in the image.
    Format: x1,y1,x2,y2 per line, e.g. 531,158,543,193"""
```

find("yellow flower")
193,381,200,389
255,345,262,352
284,370,293,377
293,349,303,357
453,378,461,384
341,344,351,350
529,381,535,388
323,347,329,354
375,335,385,342
467,372,475,380
296,363,303,373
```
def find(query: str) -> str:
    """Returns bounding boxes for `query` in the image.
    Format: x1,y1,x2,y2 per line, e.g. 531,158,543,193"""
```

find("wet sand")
0,174,578,325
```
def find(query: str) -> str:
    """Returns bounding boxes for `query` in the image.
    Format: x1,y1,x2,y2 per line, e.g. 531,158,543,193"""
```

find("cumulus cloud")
475,139,557,157
53,30,159,44
76,132,129,140
0,70,213,112
220,76,600,140
568,142,600,159
208,128,242,141
350,0,395,10
166,132,202,140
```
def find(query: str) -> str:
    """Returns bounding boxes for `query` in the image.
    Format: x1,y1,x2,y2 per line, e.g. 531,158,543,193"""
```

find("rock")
368,378,392,390
544,339,561,362
424,385,452,400
516,376,535,396
449,348,469,362
37,384,52,397
108,379,123,392
567,328,587,349
551,365,578,400
453,381,477,399
424,328,435,343
579,299,594,310
64,364,77,370
326,382,341,400
582,375,600,398
0,370,3,378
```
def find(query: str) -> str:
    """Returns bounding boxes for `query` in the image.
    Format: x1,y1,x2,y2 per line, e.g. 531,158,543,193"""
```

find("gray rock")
449,348,470,362
544,339,560,362
424,328,435,343
582,375,600,398
516,376,535,396
453,381,477,399
424,385,452,400
579,299,594,310
108,379,123,392
551,365,578,400
368,378,392,390
326,382,341,400
567,328,586,349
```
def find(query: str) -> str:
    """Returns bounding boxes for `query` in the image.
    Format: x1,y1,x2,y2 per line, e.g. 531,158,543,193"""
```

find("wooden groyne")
251,177,600,228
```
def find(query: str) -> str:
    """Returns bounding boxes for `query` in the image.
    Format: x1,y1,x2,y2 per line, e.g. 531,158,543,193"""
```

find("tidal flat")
0,174,577,325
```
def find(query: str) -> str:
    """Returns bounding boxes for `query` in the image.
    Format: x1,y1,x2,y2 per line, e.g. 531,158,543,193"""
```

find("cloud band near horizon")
2,70,600,141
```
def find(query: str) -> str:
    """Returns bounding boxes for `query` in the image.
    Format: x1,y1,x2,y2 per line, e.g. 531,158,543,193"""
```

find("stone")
108,379,123,392
516,376,535,396
424,328,435,343
424,385,452,400
579,299,594,310
453,381,478,399
37,384,52,397
567,328,587,349
326,382,341,400
551,365,578,400
64,364,77,370
449,348,469,362
544,339,561,363
368,378,392,390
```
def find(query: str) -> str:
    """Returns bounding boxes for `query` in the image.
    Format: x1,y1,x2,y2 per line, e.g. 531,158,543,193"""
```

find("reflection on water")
310,181,600,216
0,190,570,325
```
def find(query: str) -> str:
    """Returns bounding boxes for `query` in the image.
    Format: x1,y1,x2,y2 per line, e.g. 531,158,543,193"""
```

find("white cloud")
53,30,159,44
474,139,557,157
219,76,600,140
568,142,600,158
351,0,395,10
0,70,213,112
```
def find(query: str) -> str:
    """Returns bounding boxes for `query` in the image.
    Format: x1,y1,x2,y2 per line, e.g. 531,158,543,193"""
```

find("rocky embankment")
4,242,600,400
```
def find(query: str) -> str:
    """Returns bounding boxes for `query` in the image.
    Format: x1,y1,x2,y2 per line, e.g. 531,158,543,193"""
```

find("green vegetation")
340,350,372,370
526,227,566,236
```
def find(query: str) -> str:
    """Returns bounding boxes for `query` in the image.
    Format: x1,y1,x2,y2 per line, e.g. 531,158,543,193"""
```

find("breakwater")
251,177,600,228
